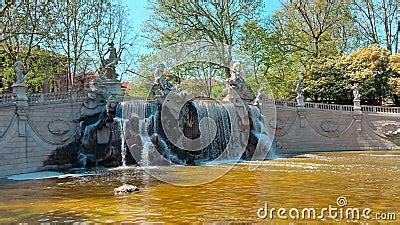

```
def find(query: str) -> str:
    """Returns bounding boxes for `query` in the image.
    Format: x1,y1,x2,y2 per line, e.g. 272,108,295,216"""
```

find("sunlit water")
0,151,399,224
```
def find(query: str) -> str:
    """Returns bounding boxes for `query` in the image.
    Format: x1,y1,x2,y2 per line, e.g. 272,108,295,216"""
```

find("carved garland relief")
48,119,71,135
320,120,338,133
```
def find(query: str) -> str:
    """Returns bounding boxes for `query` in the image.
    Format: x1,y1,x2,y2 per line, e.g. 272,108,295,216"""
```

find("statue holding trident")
102,42,120,80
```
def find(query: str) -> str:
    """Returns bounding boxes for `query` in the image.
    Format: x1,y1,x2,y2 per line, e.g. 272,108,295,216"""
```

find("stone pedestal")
12,83,28,106
297,107,306,128
353,99,362,131
12,83,29,136
353,99,361,112
92,80,122,98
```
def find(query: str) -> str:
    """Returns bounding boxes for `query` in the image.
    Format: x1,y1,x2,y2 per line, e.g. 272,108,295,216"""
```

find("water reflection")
0,151,399,223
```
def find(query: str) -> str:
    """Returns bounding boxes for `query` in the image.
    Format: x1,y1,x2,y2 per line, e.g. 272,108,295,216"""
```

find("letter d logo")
257,204,268,219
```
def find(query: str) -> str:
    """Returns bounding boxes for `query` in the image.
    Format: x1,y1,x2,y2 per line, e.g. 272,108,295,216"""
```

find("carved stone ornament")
269,119,284,130
381,123,399,137
48,119,70,135
320,120,338,133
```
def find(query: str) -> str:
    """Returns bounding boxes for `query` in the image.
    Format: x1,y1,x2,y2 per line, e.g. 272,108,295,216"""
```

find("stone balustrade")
361,105,400,114
304,102,355,112
28,91,89,105
2,89,400,114
0,93,16,106
264,98,400,114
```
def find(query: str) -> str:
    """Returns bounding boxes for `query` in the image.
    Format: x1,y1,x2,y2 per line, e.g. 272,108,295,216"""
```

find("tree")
344,44,397,104
177,62,224,97
145,0,262,78
304,44,398,105
352,0,399,53
273,0,358,60
49,0,99,89
0,48,67,93
90,1,136,81
239,20,298,99
304,57,351,103
1,1,136,92
1,0,57,68
389,53,400,73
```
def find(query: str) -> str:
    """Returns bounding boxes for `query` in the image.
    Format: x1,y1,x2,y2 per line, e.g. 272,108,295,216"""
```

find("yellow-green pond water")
0,151,399,224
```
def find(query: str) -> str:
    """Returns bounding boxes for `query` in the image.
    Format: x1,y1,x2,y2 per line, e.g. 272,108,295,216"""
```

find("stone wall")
272,106,400,155
0,100,83,177
2,92,400,177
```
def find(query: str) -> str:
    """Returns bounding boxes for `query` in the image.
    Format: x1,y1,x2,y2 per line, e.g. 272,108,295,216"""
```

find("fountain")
77,60,274,168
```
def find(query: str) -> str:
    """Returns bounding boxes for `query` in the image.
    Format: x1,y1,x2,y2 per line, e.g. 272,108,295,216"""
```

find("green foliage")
273,0,358,59
239,20,299,99
304,58,351,103
126,81,153,98
304,45,399,104
0,48,66,93
389,54,400,74
210,81,226,99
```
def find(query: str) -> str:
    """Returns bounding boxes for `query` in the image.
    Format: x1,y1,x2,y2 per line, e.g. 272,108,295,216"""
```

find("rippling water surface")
0,151,399,224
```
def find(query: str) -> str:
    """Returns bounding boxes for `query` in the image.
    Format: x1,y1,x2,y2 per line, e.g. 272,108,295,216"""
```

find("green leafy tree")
351,0,399,53
145,0,263,79
304,44,399,105
239,20,298,99
273,0,358,59
0,48,67,93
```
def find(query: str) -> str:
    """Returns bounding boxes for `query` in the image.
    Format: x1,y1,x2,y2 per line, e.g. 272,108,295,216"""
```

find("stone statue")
296,73,305,107
14,60,25,84
296,73,303,97
253,88,265,107
153,63,176,96
226,62,255,104
102,42,119,80
154,63,165,81
352,84,360,101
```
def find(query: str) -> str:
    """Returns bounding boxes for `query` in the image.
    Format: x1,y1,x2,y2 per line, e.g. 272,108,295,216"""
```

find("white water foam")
7,171,86,181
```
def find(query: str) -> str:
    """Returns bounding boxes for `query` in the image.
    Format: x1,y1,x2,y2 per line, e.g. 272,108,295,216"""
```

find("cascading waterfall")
116,117,127,167
122,100,152,166
78,153,88,168
139,119,152,167
119,100,174,166
115,99,273,166
192,101,243,163
115,103,129,167
249,105,274,160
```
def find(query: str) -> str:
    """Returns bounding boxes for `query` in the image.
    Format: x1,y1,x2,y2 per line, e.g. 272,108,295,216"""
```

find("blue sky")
127,0,282,29
125,0,282,53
